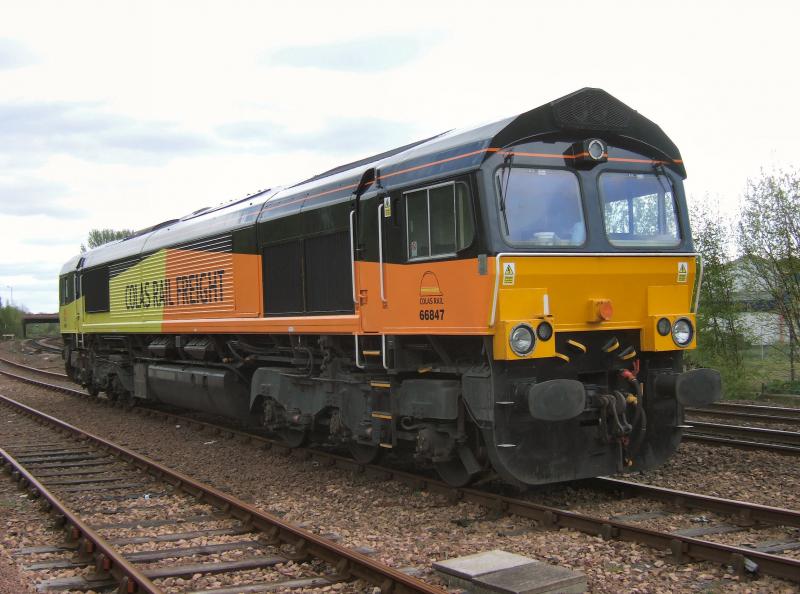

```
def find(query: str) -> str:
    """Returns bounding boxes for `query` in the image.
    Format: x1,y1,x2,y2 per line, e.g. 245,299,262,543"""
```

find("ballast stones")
433,549,586,594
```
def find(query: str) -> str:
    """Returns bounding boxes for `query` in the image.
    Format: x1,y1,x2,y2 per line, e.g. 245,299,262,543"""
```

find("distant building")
729,257,790,345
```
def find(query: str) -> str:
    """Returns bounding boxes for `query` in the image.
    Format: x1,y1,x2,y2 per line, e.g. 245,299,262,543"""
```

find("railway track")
685,402,800,454
0,354,69,381
687,402,800,426
35,337,63,353
3,364,800,584
18,337,63,355
0,393,445,594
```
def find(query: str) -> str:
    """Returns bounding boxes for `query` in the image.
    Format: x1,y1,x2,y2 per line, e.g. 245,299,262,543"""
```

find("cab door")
58,270,80,334
350,169,377,332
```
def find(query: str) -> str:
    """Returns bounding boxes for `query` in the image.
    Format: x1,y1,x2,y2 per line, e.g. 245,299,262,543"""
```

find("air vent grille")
552,89,631,130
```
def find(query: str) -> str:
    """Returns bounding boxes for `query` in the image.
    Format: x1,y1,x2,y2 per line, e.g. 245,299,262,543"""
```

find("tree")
0,297,25,337
80,228,134,253
737,169,800,380
690,198,744,366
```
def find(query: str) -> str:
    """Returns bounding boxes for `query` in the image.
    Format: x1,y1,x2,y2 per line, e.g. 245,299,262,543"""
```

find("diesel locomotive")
59,88,721,487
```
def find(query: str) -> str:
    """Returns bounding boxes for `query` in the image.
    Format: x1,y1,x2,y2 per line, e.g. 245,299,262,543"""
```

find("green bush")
687,349,750,399
0,303,24,337
763,379,800,395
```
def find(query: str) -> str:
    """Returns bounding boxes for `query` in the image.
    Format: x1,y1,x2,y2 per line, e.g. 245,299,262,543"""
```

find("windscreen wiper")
498,152,514,235
653,163,673,194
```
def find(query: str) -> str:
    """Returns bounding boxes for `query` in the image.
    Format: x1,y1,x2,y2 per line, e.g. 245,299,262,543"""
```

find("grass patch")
689,344,796,399
763,379,800,395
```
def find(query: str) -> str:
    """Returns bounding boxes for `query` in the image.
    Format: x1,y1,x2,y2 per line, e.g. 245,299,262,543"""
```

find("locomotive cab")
465,131,721,486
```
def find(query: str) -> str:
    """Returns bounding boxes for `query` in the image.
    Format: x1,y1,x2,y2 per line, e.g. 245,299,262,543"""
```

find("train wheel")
435,458,476,488
280,428,308,449
348,443,382,465
87,385,99,398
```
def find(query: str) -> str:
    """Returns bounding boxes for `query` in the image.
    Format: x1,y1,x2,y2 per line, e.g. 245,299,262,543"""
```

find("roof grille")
551,88,631,131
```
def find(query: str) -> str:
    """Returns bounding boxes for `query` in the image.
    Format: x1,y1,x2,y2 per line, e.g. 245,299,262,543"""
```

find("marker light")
587,138,606,160
657,317,671,336
569,139,608,166
536,321,553,341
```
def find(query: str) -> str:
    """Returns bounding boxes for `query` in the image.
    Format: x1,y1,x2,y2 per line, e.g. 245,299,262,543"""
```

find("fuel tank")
138,363,251,420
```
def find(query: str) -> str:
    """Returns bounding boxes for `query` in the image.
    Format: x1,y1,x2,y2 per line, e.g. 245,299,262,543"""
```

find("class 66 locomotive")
58,88,721,488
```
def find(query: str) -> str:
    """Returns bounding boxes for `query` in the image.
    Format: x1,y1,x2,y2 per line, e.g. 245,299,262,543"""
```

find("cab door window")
406,189,430,259
405,182,474,260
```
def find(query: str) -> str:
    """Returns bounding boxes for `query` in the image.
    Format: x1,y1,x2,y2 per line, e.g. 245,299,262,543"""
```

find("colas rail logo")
419,272,445,321
419,271,443,304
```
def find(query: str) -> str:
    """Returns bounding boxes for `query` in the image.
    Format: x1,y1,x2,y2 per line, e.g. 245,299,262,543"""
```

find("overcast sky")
1,0,798,313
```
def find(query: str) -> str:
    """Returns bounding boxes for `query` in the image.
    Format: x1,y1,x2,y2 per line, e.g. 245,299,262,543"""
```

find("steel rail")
0,366,80,394
589,477,800,528
685,421,800,446
761,392,800,403
4,366,800,583
0,355,68,380
455,487,800,582
686,408,800,427
34,338,63,354
0,393,446,594
0,447,163,594
463,489,800,582
683,433,800,455
698,402,800,418
687,402,800,428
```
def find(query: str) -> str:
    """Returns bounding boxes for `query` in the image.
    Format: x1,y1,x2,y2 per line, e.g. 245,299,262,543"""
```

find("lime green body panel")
59,297,81,334
62,251,168,335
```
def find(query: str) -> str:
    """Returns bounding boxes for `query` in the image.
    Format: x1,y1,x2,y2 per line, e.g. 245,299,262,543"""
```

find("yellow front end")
492,255,697,360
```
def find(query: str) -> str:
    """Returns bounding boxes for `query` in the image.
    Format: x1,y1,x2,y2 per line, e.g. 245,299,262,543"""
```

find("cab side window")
405,182,474,260
406,189,430,259
60,274,75,305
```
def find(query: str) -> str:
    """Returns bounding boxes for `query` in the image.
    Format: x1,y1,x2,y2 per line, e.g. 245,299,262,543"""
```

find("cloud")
0,38,36,70
267,34,440,73
0,261,61,282
216,121,282,144
22,235,85,247
0,178,84,218
0,101,216,166
217,117,419,155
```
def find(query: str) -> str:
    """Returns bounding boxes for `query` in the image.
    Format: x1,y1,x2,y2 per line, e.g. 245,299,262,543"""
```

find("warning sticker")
383,196,391,218
677,261,688,283
502,262,516,286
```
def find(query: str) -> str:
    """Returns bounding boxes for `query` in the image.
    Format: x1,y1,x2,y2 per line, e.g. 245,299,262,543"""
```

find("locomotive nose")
527,379,586,421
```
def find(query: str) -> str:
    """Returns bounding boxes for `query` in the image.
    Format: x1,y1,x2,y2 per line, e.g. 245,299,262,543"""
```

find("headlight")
672,318,694,347
657,317,671,336
510,323,535,356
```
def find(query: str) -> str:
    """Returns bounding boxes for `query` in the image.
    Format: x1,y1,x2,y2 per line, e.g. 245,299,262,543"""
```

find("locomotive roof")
63,88,684,274
274,87,684,202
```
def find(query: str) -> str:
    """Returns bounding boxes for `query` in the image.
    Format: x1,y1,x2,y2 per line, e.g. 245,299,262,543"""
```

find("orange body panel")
155,256,492,336
158,251,361,334
356,259,493,335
